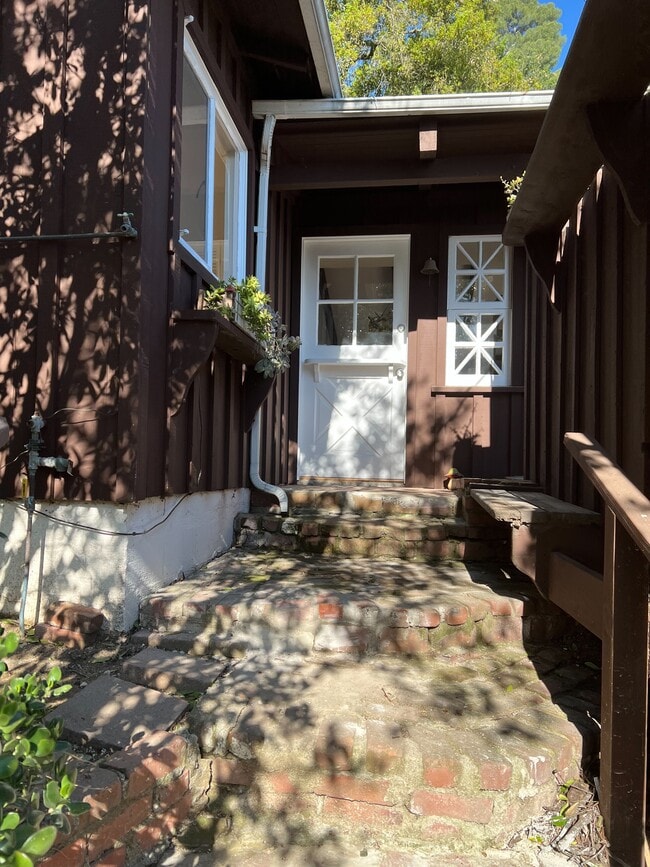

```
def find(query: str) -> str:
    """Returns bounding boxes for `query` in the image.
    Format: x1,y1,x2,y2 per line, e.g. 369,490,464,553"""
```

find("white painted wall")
0,488,250,631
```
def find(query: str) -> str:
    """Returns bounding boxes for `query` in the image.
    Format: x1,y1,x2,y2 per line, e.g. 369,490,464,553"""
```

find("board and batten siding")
522,168,650,507
0,0,257,503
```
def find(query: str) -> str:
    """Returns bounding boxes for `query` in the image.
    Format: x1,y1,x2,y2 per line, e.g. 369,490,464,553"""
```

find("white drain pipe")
249,114,288,514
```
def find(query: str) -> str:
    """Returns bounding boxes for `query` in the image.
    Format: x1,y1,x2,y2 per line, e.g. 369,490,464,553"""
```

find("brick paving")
43,503,601,865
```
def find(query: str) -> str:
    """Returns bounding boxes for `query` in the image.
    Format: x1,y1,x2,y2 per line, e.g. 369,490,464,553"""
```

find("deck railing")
564,432,650,867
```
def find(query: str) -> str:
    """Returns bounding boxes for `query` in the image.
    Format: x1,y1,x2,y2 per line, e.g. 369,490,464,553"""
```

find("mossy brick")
156,769,191,811
322,798,403,826
366,720,404,773
479,760,513,791
422,758,460,788
211,757,255,787
409,790,493,824
312,774,391,804
44,602,105,633
378,627,430,655
314,721,356,771
445,605,469,626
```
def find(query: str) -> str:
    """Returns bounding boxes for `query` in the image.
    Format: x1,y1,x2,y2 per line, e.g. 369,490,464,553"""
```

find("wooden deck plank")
471,488,599,525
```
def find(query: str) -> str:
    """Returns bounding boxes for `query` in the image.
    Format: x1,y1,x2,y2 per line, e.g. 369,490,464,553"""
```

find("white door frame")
297,235,410,482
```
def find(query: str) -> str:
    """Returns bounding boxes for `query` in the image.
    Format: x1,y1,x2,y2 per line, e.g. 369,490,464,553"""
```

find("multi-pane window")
179,38,247,280
317,256,395,346
446,236,511,386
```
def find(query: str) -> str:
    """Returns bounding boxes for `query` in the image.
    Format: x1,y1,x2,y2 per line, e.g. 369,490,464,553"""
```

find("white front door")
298,236,410,482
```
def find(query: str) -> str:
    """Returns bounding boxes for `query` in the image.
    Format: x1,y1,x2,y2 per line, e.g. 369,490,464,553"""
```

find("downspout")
249,114,289,514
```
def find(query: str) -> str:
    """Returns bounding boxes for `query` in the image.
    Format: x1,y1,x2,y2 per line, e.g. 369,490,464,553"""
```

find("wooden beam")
419,120,438,159
268,153,530,190
523,231,562,307
600,509,649,867
548,552,603,638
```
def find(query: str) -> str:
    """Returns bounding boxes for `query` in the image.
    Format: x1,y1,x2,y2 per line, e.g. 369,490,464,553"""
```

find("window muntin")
179,39,247,280
446,236,511,386
317,255,394,346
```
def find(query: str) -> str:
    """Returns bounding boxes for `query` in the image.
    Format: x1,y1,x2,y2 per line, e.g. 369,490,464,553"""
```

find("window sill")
431,386,524,396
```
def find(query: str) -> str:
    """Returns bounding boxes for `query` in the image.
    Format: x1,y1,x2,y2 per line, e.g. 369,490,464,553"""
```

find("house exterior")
0,0,547,629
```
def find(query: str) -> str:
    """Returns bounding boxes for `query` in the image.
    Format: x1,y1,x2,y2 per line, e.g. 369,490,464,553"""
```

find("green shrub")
205,276,300,378
0,629,89,866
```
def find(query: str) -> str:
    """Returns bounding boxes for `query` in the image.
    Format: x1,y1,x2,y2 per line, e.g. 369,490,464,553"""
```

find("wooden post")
600,507,649,867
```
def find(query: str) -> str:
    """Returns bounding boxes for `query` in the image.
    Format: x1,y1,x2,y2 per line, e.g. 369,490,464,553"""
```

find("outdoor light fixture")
420,257,439,276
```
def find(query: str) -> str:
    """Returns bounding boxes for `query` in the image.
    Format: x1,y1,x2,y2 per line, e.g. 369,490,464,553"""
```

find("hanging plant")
204,276,300,378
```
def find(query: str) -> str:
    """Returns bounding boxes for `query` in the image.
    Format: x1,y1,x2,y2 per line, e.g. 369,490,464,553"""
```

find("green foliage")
0,630,89,866
325,0,564,96
501,171,525,209
205,277,300,378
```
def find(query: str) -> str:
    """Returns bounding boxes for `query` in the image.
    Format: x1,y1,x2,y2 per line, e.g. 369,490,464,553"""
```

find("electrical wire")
13,493,192,537
0,449,28,473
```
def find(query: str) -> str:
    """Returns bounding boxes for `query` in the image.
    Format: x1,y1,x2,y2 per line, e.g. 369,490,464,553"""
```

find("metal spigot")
117,212,138,238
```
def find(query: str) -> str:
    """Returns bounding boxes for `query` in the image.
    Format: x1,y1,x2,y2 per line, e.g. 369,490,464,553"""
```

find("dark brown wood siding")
521,168,650,505
0,0,261,502
258,183,525,489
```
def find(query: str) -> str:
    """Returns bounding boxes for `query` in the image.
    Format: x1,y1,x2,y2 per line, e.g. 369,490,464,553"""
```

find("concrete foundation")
0,488,250,631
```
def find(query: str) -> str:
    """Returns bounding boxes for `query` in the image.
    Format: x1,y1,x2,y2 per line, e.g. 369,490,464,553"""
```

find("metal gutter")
297,0,342,99
253,91,552,120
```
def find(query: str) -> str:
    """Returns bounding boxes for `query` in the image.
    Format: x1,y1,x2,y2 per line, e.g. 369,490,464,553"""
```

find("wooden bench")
471,487,604,637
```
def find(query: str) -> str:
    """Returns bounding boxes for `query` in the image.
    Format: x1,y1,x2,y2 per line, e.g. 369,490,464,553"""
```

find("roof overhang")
503,0,650,247
298,0,342,99
253,91,553,121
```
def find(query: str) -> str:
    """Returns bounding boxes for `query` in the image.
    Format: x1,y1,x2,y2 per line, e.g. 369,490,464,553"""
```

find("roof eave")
252,91,553,120
298,0,342,99
504,0,650,247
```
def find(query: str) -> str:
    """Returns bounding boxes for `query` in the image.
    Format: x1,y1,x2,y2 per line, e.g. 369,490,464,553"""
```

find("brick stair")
235,488,510,562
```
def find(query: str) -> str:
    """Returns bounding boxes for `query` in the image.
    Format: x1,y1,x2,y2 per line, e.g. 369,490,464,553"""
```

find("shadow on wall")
0,0,147,503
417,392,523,487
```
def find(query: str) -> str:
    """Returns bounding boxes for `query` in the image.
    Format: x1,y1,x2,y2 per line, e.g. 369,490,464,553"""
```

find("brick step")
285,485,462,518
137,551,569,659
234,511,509,563
183,645,600,859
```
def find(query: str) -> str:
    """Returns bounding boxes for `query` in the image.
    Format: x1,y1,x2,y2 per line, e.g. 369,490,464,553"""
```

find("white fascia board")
298,0,342,99
253,91,553,120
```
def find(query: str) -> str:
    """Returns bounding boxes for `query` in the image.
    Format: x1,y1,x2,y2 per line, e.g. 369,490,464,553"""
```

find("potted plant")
204,276,300,379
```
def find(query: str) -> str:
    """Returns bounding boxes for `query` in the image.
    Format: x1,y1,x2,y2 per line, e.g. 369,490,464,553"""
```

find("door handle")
397,324,405,333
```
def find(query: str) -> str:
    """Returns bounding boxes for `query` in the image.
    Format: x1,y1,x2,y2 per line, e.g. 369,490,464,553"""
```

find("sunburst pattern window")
446,236,511,386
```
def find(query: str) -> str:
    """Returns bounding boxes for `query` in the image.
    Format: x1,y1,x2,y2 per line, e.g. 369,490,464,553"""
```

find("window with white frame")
445,236,511,386
179,38,247,280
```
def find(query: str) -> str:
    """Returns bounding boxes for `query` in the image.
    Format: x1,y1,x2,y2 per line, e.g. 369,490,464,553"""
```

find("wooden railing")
564,432,650,867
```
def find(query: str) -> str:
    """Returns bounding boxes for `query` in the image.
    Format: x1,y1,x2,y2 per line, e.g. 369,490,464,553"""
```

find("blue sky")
555,0,587,68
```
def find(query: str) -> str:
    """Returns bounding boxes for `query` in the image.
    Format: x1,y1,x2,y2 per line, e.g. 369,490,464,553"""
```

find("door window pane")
318,304,354,345
358,257,393,299
358,303,393,345
319,259,354,300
